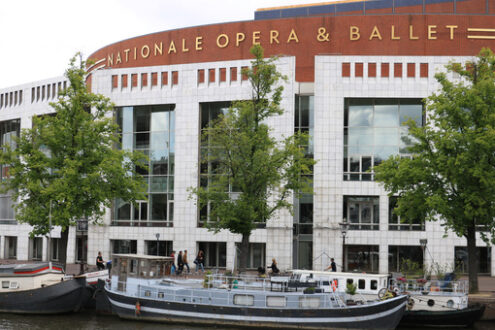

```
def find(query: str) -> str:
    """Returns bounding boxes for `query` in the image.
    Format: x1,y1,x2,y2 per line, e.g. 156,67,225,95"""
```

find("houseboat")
290,269,485,327
0,262,87,314
104,254,408,329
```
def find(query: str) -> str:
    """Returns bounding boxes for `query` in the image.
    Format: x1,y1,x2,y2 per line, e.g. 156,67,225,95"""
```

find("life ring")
331,280,337,292
135,301,141,316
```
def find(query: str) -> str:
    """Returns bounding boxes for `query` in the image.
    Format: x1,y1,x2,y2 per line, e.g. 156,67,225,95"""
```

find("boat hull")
0,277,87,314
399,304,486,328
106,288,407,329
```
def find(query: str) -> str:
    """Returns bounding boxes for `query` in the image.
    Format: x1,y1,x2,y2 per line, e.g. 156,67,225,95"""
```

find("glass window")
388,245,424,273
345,245,379,273
344,196,379,230
111,240,137,254
388,196,424,231
114,105,175,227
198,242,227,268
455,246,491,275
344,99,423,181
235,243,266,269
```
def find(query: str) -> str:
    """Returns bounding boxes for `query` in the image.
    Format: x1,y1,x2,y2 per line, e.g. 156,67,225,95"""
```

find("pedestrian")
183,250,190,273
325,258,337,272
177,250,184,275
96,251,105,270
194,250,205,273
170,251,176,275
268,258,279,274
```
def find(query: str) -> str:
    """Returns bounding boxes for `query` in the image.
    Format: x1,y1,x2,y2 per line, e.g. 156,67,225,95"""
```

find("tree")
0,54,146,268
374,48,495,293
190,45,315,272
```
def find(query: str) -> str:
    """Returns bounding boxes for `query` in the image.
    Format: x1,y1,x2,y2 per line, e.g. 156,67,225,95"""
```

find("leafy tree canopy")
374,48,495,292
0,54,146,264
190,45,315,270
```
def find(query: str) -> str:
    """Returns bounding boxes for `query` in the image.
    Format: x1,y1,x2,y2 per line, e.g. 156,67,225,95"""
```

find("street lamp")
420,239,427,273
155,233,160,256
339,218,349,272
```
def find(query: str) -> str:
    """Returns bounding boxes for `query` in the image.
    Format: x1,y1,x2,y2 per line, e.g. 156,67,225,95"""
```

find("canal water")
0,311,493,330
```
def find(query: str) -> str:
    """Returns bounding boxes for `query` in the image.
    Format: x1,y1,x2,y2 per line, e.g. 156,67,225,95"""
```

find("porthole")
447,300,454,308
427,299,435,307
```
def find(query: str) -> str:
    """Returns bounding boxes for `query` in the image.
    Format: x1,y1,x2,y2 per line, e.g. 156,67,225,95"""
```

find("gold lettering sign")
287,29,299,43
124,49,130,62
252,31,261,45
409,25,419,40
350,26,360,40
217,34,229,48
182,39,189,52
270,30,279,44
154,43,163,56
369,26,382,40
446,25,458,40
168,41,177,54
428,25,437,40
196,37,203,51
141,45,150,58
236,33,246,46
391,26,400,40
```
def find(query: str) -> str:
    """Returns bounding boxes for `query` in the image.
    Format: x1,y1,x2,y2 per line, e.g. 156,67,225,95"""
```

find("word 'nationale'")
106,25,462,66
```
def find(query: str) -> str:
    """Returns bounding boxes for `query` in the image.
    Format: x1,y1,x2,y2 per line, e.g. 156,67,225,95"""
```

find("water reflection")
0,311,491,330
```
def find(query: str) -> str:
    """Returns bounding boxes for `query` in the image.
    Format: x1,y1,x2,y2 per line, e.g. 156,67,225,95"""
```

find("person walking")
183,250,190,273
177,250,184,275
170,251,176,275
96,251,105,270
325,258,337,272
194,250,205,273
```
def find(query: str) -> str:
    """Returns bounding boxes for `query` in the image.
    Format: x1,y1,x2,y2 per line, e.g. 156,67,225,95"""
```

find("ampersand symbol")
317,27,330,42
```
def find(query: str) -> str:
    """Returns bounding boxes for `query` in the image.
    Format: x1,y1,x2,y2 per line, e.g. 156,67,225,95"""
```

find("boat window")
346,279,353,285
233,294,254,306
145,290,151,297
9,282,18,289
370,280,377,290
266,296,286,307
358,279,366,289
322,281,330,285
299,296,320,308
2,281,9,289
130,259,137,274
158,292,164,298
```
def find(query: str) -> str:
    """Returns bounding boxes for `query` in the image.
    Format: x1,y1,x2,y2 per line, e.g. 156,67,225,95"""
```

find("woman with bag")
194,250,205,273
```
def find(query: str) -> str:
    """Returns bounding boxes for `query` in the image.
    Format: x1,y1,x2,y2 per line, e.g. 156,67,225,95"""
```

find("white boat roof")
289,270,389,279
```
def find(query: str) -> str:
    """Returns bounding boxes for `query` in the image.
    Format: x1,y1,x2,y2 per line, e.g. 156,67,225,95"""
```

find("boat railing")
134,282,349,309
390,278,468,294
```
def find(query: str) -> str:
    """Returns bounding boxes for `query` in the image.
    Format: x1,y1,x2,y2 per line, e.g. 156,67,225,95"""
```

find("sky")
0,0,328,89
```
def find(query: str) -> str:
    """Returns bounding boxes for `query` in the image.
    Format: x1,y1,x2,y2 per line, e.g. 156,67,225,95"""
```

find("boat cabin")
0,262,65,293
289,270,389,295
110,254,174,292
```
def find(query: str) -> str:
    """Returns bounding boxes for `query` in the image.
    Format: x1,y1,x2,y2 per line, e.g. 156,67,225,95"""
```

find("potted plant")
346,283,357,305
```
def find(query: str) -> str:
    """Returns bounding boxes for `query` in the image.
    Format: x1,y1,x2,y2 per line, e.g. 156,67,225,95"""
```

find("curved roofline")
256,0,364,12
88,18,253,60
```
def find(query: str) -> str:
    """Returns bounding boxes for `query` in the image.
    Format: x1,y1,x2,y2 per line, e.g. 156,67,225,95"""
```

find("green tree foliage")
190,45,315,272
374,48,495,293
0,54,147,267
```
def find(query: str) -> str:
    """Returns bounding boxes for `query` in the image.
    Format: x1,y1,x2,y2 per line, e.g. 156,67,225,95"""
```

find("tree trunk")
238,233,250,274
466,224,479,294
59,227,69,273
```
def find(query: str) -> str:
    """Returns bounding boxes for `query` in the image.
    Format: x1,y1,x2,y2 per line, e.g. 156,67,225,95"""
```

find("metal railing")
390,278,468,294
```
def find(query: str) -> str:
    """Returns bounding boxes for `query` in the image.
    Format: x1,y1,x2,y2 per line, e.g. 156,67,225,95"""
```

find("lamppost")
155,233,160,256
420,238,427,274
339,218,349,272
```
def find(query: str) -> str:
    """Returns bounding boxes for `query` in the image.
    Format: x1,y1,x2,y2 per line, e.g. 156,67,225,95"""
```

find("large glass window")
236,243,266,270
0,119,20,224
344,99,423,181
455,246,491,275
198,102,237,227
113,105,175,227
111,239,137,254
198,242,226,268
293,95,314,270
344,196,379,230
345,245,379,273
388,245,424,273
4,236,17,259
388,196,424,231
29,237,43,260
145,240,173,257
